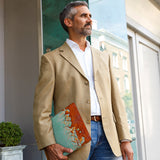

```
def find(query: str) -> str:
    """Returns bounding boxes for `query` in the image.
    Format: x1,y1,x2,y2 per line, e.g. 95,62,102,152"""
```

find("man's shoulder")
44,43,65,56
42,42,68,60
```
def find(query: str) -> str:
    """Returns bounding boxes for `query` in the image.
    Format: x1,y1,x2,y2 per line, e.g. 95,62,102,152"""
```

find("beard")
80,23,92,36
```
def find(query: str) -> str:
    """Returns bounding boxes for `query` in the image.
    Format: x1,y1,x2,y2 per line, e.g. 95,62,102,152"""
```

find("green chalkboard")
42,0,88,53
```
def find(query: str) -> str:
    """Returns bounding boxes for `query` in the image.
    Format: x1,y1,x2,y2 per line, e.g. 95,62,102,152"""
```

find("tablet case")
51,103,91,155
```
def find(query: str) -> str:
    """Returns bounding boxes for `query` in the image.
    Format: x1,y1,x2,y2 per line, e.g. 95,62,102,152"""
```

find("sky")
89,0,128,41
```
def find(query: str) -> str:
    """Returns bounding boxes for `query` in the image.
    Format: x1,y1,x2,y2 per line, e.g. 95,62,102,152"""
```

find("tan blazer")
33,42,131,160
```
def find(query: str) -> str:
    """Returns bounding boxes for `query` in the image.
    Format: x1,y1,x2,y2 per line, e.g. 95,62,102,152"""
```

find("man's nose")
87,16,92,23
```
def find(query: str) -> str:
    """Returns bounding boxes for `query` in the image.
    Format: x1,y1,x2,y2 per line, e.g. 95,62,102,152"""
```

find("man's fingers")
62,147,73,153
57,147,73,160
122,151,126,160
120,142,133,160
125,146,134,160
44,144,72,160
57,154,68,160
126,150,134,160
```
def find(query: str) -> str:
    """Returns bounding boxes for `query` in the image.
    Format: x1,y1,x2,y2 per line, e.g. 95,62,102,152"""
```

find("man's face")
70,6,92,37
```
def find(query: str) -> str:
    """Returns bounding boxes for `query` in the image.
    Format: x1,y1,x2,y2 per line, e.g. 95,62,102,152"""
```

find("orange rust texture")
65,103,91,145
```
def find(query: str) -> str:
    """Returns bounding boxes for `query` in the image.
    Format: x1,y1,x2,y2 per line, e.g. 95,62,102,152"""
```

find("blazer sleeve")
108,54,132,142
33,55,56,150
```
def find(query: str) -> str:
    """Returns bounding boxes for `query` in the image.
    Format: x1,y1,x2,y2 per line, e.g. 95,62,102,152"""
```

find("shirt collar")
66,38,90,51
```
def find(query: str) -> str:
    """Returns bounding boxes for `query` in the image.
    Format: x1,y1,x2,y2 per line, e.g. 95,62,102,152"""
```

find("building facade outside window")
116,77,121,90
124,75,130,91
123,56,128,71
112,52,119,68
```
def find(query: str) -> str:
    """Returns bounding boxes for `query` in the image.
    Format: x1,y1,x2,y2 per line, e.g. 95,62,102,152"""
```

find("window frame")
127,17,160,160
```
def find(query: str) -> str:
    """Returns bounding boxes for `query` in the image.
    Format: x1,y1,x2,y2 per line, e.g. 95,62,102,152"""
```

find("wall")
0,0,5,122
4,0,41,159
126,0,160,38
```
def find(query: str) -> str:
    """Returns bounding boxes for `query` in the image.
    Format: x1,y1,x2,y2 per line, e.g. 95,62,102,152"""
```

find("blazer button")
86,118,90,124
87,100,90,104
85,81,88,85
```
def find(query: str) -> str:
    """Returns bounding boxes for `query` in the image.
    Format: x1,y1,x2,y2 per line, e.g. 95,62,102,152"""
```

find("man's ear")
64,18,73,28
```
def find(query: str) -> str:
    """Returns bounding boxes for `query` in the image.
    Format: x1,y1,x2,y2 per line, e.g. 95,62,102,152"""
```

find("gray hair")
59,1,88,33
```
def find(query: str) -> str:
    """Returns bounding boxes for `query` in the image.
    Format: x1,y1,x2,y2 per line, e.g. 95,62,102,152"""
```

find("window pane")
89,0,138,159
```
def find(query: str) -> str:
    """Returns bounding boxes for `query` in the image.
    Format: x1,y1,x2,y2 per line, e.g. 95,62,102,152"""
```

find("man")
33,1,133,160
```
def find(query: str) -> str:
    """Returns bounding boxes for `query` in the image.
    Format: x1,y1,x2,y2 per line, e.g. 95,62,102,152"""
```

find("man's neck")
69,36,87,51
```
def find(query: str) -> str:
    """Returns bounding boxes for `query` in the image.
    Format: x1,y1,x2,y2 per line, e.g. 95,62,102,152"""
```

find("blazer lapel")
59,42,87,79
91,47,101,81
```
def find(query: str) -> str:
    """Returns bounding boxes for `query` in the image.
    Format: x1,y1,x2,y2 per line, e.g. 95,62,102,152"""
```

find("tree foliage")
122,92,134,120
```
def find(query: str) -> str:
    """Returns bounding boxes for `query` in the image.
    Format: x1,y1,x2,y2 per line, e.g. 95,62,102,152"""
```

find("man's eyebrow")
80,13,92,17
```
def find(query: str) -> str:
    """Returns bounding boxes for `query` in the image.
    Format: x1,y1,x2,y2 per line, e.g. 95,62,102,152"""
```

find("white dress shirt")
66,39,101,116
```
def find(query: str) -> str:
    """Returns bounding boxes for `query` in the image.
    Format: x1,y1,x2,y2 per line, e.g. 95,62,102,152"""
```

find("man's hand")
120,141,133,160
44,144,73,160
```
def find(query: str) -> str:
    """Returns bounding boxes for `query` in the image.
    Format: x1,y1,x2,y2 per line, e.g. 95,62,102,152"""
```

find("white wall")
4,0,41,159
0,0,5,122
126,0,160,39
